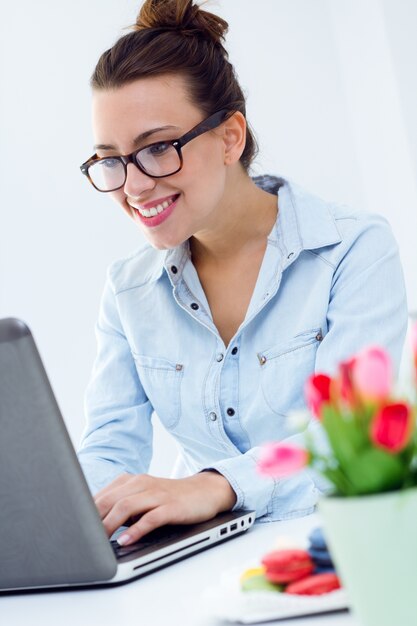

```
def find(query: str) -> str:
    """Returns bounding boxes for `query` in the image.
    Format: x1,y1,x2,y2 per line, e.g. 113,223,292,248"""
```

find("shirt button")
287,252,294,259
209,412,217,421
227,408,235,416
231,347,238,355
190,302,199,310
216,353,224,362
316,332,323,341
171,265,178,274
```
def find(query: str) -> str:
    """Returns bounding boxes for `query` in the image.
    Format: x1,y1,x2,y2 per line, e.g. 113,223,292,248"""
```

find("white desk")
1,514,358,626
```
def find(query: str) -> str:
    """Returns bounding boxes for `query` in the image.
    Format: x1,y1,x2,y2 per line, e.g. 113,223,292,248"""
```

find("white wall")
1,0,416,475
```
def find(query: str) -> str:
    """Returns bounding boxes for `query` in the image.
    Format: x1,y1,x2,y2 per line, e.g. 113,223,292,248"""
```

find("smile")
130,194,180,228
137,195,178,218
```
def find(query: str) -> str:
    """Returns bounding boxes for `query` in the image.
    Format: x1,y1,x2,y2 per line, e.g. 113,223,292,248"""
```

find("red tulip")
305,374,332,419
257,443,309,478
352,346,392,403
370,402,413,453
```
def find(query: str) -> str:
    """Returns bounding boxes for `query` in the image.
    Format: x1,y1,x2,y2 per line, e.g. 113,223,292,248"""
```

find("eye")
101,157,121,169
144,142,171,157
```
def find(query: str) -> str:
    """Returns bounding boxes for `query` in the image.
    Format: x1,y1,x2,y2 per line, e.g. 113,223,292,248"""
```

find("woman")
78,0,408,547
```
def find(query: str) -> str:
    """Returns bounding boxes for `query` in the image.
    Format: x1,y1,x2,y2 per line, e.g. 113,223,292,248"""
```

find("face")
92,75,232,249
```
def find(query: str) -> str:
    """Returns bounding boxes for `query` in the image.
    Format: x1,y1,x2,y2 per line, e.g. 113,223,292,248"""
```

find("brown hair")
91,0,258,171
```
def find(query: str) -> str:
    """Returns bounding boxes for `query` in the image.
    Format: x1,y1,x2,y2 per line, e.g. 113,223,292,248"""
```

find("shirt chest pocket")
132,353,184,430
258,328,323,417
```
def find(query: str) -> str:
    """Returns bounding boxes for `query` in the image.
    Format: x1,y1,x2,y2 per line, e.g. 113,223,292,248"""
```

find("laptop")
0,317,255,593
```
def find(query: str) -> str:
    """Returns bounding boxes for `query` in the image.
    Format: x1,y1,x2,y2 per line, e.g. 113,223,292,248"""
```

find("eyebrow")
93,125,180,151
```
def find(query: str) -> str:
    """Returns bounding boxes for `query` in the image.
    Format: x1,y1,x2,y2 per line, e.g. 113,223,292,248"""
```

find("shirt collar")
265,177,342,254
147,241,189,284
150,175,342,282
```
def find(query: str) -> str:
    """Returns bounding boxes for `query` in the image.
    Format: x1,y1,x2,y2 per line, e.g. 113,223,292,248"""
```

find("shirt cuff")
201,448,276,517
201,443,327,520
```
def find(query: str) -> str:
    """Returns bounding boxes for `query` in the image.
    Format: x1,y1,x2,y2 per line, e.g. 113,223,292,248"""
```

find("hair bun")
133,0,228,48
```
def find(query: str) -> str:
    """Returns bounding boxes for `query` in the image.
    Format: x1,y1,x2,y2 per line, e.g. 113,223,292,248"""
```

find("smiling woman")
87,74,257,251
77,0,408,547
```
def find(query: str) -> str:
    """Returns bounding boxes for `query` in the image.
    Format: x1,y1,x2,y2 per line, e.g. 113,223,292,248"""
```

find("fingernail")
117,534,131,546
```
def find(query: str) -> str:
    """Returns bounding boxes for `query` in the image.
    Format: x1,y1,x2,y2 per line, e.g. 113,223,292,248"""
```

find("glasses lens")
88,158,125,191
137,142,181,177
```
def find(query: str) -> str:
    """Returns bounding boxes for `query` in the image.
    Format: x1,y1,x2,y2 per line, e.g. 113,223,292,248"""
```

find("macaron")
313,565,336,574
240,567,284,593
261,549,314,584
308,527,327,551
308,546,334,567
286,572,341,595
308,527,336,570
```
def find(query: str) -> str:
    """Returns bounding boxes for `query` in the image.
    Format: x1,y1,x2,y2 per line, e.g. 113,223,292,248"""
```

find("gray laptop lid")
0,318,117,590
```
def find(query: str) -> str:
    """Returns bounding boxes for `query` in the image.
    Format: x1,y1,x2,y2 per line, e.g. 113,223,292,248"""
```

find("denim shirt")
78,176,408,521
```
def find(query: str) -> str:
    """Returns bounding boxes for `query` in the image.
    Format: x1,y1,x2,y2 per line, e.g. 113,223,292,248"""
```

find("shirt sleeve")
203,214,409,519
77,274,154,495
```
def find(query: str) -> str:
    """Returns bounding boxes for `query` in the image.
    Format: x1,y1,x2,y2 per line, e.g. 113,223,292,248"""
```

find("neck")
190,167,278,265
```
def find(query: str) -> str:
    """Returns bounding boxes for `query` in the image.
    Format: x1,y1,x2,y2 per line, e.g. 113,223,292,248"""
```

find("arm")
77,275,154,494
79,273,235,543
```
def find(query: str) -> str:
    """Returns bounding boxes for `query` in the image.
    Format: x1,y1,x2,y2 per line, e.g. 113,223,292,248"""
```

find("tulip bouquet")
258,323,417,497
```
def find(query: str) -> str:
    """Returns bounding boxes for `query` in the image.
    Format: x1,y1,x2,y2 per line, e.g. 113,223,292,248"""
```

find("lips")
130,193,180,228
141,194,180,210
137,194,179,218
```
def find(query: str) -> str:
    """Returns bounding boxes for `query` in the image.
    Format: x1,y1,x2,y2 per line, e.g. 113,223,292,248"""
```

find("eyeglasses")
80,109,232,193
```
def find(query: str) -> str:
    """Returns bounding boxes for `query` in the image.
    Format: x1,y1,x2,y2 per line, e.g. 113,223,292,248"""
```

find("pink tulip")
305,374,332,419
338,357,358,407
352,346,392,402
411,321,417,355
257,443,309,478
370,402,413,453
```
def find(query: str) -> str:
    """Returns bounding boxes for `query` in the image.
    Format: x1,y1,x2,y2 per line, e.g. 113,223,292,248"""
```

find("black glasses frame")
80,109,232,193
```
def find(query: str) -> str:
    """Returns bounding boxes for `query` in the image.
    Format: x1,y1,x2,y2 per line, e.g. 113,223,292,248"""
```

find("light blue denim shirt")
78,176,408,521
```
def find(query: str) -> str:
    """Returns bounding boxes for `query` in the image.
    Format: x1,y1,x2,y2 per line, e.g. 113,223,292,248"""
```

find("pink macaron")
286,572,341,595
261,549,314,584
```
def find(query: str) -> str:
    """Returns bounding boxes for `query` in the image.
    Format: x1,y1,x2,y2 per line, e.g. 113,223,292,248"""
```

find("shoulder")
328,202,398,265
329,200,392,242
282,179,399,264
106,242,166,295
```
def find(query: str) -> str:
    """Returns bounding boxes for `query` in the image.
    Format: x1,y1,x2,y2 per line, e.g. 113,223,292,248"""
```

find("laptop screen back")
0,318,116,590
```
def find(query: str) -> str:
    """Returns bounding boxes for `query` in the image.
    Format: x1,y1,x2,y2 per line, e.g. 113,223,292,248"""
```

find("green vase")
319,487,417,626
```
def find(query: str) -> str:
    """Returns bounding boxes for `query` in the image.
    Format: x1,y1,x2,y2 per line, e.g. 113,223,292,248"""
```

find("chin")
145,231,189,251
149,240,173,251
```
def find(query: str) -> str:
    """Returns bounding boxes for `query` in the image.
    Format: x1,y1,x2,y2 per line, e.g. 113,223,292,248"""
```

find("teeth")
137,196,177,218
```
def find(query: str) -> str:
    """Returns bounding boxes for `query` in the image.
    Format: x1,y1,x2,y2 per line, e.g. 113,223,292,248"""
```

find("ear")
221,111,247,165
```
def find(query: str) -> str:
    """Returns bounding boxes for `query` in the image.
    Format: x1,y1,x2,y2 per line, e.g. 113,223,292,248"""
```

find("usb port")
220,527,228,536
230,523,238,531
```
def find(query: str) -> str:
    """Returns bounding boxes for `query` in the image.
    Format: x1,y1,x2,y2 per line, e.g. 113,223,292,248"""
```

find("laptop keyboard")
111,525,191,559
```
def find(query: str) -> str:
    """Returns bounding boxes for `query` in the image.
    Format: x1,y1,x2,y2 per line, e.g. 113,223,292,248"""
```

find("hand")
94,471,237,545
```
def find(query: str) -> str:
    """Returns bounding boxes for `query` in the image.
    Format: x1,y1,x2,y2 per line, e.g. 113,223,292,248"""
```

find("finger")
102,490,164,537
95,474,152,519
94,473,132,502
117,505,173,545
94,478,137,519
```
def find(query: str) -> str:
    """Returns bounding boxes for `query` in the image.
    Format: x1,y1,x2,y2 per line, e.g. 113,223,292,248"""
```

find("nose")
123,162,156,200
